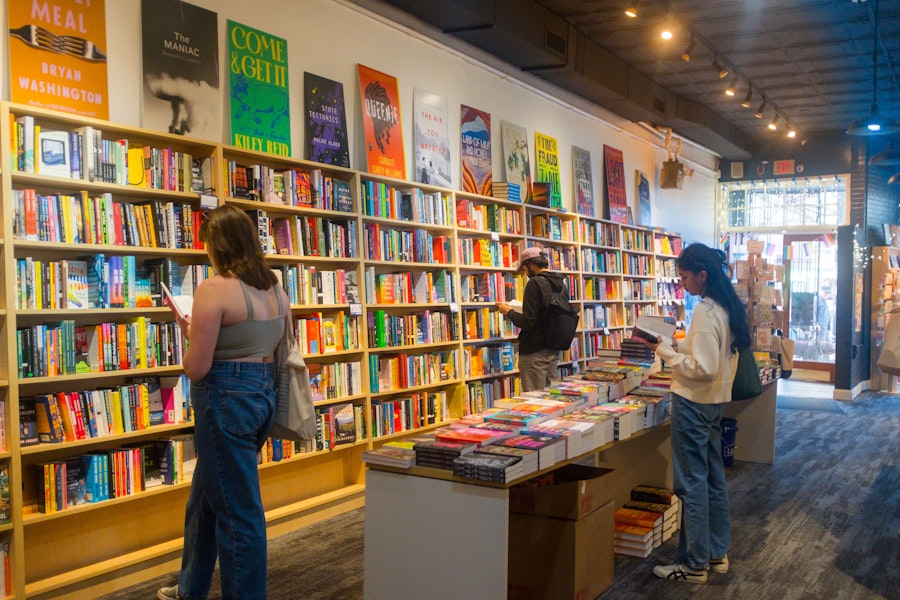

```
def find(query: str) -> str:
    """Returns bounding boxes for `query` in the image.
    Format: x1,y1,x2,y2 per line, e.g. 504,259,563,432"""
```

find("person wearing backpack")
498,247,577,391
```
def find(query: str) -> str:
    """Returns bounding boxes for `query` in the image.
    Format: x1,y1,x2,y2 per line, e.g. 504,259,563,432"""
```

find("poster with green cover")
534,132,561,208
227,20,290,156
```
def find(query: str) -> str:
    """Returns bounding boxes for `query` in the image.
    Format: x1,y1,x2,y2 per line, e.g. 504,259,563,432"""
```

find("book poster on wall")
413,88,451,187
304,72,350,168
460,104,492,196
573,146,594,216
358,64,406,179
535,132,562,208
604,145,630,224
141,0,221,141
8,0,109,119
500,120,533,203
636,170,651,227
227,20,290,156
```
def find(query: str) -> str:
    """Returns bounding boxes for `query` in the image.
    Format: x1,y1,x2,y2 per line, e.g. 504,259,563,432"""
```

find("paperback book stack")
452,451,523,483
492,182,521,202
523,418,594,458
491,432,566,470
413,437,478,470
628,484,681,542
614,507,663,557
434,425,513,447
476,444,539,478
547,379,608,406
616,394,671,429
558,409,616,449
592,402,644,440
361,443,416,469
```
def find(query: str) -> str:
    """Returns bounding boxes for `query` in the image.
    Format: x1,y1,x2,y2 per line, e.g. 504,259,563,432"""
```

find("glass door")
783,234,837,381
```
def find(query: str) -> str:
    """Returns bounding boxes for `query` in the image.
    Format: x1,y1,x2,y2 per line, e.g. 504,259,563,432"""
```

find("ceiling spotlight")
712,57,728,79
889,172,900,184
741,88,752,108
769,113,779,130
847,0,900,135
681,37,695,62
625,1,638,17
787,125,797,138
725,78,737,96
754,100,766,119
661,29,673,40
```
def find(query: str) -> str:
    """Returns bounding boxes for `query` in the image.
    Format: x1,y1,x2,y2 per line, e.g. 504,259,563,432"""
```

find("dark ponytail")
676,243,751,353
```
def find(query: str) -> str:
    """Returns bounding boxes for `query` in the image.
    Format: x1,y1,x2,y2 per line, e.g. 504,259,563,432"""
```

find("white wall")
18,0,718,236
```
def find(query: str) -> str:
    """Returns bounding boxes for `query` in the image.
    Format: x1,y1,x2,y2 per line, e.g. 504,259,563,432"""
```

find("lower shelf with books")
23,442,367,599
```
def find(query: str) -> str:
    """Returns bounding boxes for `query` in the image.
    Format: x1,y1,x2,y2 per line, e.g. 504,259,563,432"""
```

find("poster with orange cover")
604,145,630,224
357,64,406,180
8,0,109,119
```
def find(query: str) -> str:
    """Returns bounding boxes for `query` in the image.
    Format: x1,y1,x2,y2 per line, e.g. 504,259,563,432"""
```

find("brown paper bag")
779,338,795,378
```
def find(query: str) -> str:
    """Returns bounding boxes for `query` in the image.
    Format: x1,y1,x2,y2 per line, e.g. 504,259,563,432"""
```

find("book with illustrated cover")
331,403,356,446
604,145,630,224
460,104,492,196
362,446,415,468
37,129,71,178
357,64,406,179
500,120,532,203
19,396,39,447
534,132,561,208
452,452,523,483
573,146,594,216
413,88,451,187
141,0,221,141
228,20,290,156
304,72,350,168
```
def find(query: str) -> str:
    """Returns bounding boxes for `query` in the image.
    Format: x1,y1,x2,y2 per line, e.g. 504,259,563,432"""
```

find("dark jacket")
508,271,567,355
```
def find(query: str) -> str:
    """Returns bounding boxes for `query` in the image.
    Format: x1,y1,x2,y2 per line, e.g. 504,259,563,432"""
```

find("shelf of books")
456,191,525,415
2,101,218,598
1,101,686,598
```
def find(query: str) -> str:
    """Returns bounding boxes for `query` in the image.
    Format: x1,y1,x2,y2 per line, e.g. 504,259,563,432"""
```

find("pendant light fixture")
870,143,900,166
847,0,900,136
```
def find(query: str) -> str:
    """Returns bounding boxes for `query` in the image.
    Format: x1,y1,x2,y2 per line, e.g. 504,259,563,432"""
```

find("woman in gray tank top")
159,205,289,600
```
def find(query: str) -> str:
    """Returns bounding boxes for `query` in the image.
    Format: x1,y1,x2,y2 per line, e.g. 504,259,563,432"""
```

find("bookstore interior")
1,0,898,599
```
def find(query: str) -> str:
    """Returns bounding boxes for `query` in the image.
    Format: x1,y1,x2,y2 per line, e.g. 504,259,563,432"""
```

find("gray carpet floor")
101,389,899,600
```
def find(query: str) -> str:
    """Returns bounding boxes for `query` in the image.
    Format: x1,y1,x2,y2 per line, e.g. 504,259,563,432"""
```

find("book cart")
0,101,781,599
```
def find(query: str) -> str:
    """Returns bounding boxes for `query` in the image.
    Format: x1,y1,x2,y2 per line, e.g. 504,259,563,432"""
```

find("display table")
723,379,777,464
363,425,672,600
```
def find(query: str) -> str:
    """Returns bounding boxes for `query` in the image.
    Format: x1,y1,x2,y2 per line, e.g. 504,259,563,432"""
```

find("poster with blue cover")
227,20,290,156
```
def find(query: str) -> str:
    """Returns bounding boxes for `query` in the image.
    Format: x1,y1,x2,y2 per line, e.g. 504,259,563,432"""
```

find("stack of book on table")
452,451,524,483
413,436,478,469
627,484,680,542
361,440,418,469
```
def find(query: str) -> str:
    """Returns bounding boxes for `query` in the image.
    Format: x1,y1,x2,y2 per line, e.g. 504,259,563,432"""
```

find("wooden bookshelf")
0,102,684,598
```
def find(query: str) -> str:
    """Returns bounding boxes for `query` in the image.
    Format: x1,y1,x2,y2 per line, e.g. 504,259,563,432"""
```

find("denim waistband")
207,360,275,377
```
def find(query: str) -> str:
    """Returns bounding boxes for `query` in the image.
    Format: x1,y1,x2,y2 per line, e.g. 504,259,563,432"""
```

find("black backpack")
533,273,580,351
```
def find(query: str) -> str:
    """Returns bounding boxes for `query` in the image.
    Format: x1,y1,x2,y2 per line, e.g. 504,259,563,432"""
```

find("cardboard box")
508,499,615,600
510,465,615,520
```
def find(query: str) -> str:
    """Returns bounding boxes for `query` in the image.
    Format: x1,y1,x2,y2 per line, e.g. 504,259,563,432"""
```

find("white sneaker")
710,555,729,573
157,585,180,600
652,563,708,583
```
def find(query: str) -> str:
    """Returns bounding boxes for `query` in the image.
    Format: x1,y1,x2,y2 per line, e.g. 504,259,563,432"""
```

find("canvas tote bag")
877,313,900,376
732,346,763,401
271,295,317,441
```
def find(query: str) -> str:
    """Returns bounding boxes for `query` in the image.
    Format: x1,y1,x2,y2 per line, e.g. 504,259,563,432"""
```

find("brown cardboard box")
509,465,615,520
508,499,615,600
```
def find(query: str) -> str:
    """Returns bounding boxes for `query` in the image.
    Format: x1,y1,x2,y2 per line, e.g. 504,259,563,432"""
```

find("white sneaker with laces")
710,555,729,573
652,563,708,583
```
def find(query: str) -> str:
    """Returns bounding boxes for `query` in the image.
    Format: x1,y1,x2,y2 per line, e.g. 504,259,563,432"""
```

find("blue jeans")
670,393,731,570
178,361,275,600
518,348,559,391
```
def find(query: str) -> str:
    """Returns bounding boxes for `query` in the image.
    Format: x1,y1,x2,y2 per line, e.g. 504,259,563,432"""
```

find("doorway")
783,234,837,382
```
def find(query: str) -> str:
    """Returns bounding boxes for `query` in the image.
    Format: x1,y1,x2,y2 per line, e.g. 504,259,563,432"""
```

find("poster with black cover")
304,72,350,168
141,0,222,141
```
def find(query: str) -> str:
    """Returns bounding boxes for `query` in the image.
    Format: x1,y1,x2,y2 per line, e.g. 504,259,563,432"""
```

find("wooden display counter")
723,379,777,464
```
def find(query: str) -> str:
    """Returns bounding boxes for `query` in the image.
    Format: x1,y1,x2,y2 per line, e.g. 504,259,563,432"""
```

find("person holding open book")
636,243,750,584
498,247,566,391
158,205,290,600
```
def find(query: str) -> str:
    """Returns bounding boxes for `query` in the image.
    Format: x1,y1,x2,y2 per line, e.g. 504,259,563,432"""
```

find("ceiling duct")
450,0,571,71
368,0,755,159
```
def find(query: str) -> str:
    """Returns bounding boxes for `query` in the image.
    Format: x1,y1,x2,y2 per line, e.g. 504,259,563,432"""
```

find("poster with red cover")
604,145,631,224
357,64,406,180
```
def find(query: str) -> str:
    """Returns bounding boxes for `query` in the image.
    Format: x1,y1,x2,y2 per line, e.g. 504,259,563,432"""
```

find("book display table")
363,425,672,600
723,379,777,464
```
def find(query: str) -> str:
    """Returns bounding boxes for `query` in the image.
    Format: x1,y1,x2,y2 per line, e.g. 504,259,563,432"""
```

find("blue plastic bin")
720,418,738,467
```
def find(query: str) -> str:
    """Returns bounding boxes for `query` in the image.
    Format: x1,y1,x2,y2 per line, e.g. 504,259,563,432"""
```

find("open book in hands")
632,315,676,345
161,282,193,319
